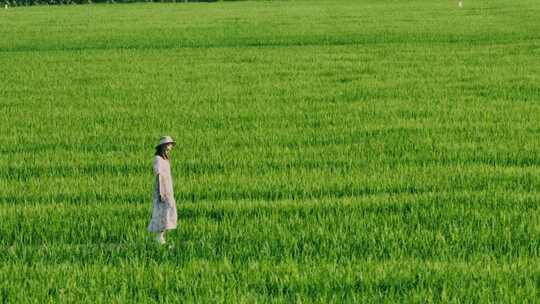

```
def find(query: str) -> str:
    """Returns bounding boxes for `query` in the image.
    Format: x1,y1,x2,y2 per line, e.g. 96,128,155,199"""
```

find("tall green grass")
1,0,540,301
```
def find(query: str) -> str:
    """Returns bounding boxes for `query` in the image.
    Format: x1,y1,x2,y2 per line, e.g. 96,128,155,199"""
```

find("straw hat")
155,136,176,149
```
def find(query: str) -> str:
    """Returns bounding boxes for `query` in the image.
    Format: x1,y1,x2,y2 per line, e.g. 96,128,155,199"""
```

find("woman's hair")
155,144,169,160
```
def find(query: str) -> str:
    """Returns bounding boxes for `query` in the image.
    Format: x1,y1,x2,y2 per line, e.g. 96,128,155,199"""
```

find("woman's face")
164,143,174,155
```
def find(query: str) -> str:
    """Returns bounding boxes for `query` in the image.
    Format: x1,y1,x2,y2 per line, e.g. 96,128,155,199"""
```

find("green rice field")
1,0,540,301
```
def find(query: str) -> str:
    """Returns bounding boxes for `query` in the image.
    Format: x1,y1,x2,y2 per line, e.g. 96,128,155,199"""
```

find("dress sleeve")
153,156,162,175
153,156,168,201
157,174,168,201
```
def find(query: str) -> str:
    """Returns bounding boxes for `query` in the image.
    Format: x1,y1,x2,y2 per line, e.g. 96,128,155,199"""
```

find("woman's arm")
154,157,168,202
157,174,168,202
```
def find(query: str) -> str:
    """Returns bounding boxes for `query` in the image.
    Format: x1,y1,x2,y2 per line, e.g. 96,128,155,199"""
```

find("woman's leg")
156,231,166,244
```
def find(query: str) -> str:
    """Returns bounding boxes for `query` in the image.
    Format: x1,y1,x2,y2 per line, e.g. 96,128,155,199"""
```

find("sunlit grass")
1,0,540,301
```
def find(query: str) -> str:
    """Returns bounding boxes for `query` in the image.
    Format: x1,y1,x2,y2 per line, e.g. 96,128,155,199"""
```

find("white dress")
147,155,177,232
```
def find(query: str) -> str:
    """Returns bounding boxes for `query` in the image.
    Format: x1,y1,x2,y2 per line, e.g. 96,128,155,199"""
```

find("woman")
147,136,177,244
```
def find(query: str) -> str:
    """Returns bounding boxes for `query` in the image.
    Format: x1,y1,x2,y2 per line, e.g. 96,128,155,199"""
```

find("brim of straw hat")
155,141,176,149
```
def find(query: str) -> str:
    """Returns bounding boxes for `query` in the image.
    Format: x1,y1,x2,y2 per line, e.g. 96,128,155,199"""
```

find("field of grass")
1,0,540,301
